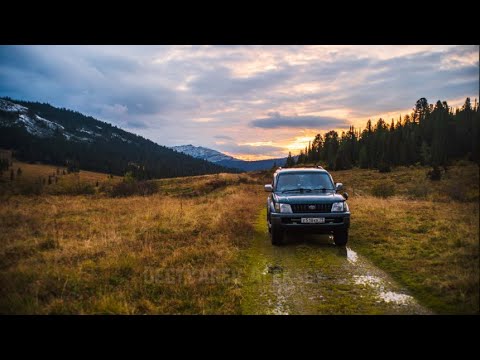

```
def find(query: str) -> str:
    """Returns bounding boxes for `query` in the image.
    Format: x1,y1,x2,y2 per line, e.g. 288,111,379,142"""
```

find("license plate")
301,217,325,224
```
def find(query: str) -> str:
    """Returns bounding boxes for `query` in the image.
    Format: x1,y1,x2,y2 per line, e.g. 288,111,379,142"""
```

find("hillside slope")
0,98,235,178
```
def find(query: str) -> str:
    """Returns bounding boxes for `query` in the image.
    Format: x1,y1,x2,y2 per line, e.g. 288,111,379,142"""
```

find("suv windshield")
275,172,334,193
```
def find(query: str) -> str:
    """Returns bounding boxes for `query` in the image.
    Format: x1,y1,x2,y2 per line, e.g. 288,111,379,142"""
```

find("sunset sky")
0,45,478,160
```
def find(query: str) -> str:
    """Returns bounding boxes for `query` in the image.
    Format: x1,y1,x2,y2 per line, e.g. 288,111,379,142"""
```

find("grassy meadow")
0,170,266,314
329,163,479,314
0,151,121,197
0,155,478,314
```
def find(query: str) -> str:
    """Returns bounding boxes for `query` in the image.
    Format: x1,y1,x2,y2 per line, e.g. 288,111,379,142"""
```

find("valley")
1,160,478,314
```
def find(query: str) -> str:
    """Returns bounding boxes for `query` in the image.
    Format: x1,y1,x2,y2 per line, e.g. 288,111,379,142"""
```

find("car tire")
271,225,284,246
334,230,348,246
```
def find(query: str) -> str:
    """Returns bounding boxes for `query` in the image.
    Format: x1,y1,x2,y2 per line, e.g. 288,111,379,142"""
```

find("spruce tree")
359,146,368,168
285,152,294,168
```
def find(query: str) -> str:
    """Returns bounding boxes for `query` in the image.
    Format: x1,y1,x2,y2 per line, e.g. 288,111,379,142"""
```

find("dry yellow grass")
349,195,479,313
0,158,478,314
329,161,479,202
0,156,122,197
333,163,480,314
0,181,264,314
3,160,121,183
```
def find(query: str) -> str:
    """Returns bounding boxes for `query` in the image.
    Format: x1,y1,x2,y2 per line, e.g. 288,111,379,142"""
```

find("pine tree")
311,134,323,163
297,150,305,164
420,141,431,165
431,101,448,166
472,99,479,163
359,146,368,168
285,152,295,168
324,130,339,170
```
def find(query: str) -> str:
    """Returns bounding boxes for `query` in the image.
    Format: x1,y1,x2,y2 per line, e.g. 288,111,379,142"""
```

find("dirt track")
240,210,432,315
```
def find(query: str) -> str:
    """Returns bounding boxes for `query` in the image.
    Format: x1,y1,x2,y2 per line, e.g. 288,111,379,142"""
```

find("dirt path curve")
240,209,432,315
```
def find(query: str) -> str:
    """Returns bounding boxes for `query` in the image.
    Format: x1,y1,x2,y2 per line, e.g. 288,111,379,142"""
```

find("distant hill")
171,144,289,171
0,98,236,179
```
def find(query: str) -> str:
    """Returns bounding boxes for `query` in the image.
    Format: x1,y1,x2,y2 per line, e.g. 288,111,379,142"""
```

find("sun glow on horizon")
229,94,479,161
1,45,477,162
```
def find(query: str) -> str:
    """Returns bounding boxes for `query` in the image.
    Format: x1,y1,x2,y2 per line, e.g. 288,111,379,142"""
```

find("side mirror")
343,192,349,200
335,183,343,191
264,184,273,192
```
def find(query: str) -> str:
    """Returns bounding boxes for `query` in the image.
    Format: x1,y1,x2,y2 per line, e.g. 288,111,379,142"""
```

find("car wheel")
334,230,348,246
271,225,284,246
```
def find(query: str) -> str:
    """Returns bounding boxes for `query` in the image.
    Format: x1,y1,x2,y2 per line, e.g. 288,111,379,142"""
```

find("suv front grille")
291,203,331,213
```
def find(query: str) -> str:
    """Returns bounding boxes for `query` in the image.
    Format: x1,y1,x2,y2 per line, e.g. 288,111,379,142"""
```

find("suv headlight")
275,203,292,213
331,202,346,212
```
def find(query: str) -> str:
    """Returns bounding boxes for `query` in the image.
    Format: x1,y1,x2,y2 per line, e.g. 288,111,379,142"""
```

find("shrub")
407,181,430,199
15,178,44,195
38,238,59,250
372,182,395,198
378,162,391,173
456,159,470,167
427,166,442,181
203,178,229,192
238,175,252,184
48,179,95,195
443,182,468,202
106,180,157,197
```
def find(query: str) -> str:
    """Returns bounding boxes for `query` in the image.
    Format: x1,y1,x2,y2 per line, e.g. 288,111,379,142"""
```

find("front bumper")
271,212,350,233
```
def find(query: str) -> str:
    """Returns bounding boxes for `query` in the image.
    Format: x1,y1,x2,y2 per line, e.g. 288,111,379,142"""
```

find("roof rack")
317,166,323,169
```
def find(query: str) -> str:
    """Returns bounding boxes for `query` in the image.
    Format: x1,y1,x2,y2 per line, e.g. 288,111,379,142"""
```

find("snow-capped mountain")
0,98,124,143
1,99,66,138
171,144,288,171
171,144,236,163
0,98,234,178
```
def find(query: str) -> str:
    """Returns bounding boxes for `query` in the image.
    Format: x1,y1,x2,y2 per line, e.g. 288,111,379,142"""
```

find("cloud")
214,134,234,140
216,143,285,156
332,50,479,115
0,45,478,160
250,113,350,129
188,65,294,98
100,103,128,117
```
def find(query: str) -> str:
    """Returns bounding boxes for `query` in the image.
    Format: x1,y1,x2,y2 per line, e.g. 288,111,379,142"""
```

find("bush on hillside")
105,180,158,197
372,182,395,198
427,166,442,181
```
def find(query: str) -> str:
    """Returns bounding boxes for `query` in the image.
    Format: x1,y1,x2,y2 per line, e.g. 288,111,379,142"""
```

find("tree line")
287,97,479,172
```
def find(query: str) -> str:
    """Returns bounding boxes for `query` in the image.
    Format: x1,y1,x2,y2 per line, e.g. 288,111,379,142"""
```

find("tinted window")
275,172,334,192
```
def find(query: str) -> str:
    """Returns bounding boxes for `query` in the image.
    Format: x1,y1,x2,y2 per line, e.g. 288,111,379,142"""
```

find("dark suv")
265,167,350,246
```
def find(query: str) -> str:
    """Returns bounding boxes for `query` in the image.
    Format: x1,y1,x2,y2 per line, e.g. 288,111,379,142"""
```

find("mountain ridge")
0,98,236,178
171,144,288,171
171,144,236,163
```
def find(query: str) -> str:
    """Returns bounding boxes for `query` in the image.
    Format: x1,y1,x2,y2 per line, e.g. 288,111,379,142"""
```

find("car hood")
273,191,346,204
